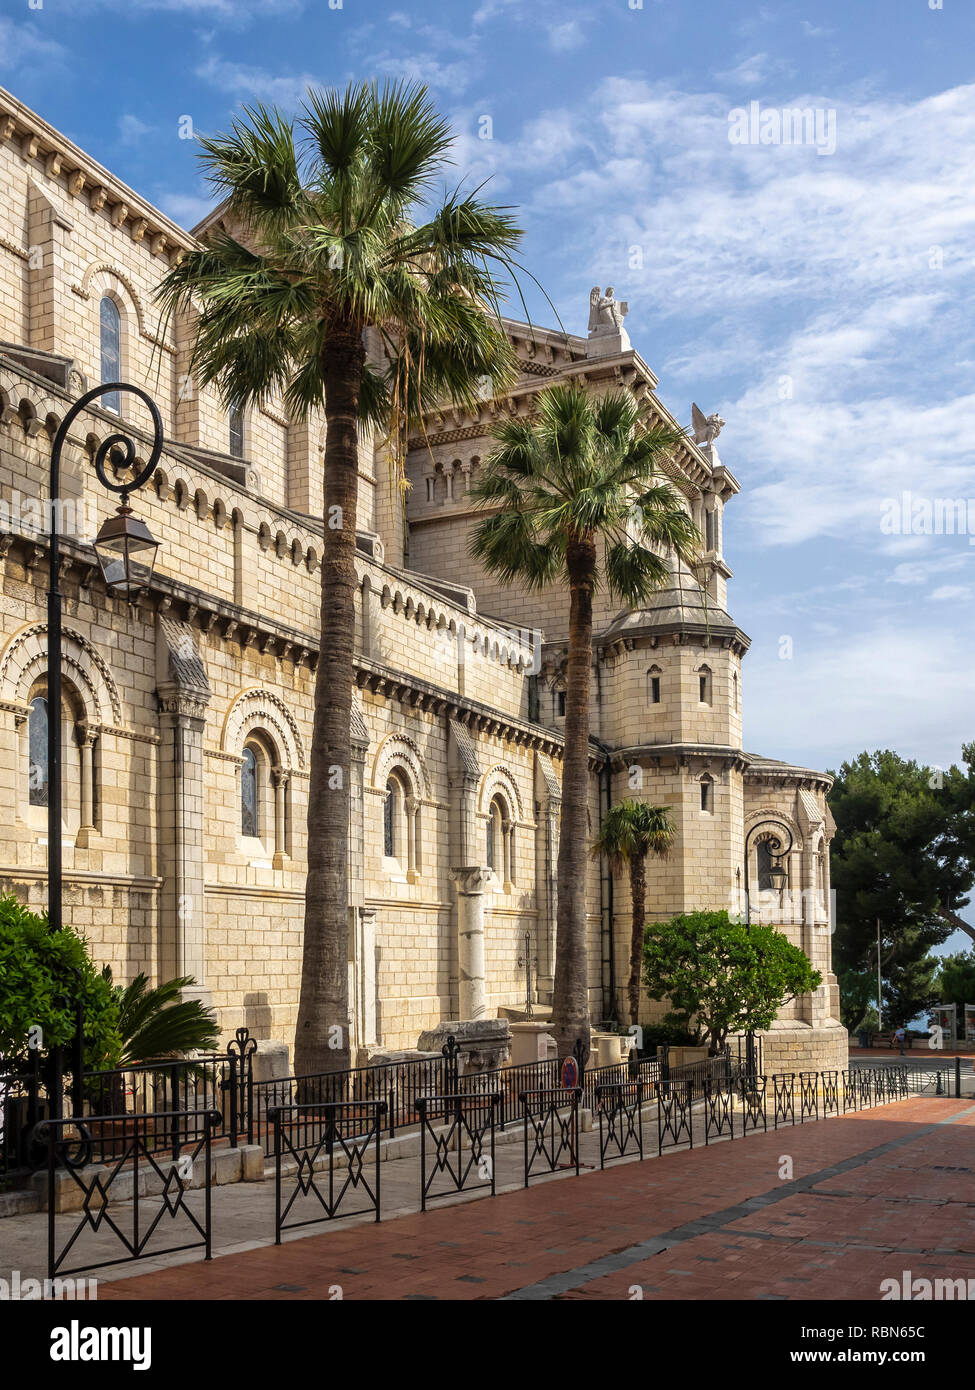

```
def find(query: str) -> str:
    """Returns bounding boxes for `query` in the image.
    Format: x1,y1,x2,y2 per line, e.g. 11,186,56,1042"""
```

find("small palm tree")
592,801,676,1026
471,383,699,1059
158,82,527,1076
111,973,220,1065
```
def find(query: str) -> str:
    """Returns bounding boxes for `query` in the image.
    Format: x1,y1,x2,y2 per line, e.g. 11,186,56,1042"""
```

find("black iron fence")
38,1108,220,1281
418,1091,499,1211
595,1082,645,1167
520,1087,581,1185
268,1100,385,1240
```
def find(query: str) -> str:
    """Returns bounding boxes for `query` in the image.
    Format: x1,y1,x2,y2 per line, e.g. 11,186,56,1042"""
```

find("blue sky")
3,0,974,802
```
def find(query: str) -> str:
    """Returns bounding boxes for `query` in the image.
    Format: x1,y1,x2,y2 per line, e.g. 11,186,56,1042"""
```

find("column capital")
451,865,489,895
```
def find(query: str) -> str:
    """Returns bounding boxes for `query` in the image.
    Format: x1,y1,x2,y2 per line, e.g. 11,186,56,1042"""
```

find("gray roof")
599,581,749,647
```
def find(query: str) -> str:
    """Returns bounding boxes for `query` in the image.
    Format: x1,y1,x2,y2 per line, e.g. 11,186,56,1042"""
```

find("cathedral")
0,85,847,1075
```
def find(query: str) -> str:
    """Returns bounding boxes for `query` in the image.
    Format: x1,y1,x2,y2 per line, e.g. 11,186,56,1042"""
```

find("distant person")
893,1025,906,1056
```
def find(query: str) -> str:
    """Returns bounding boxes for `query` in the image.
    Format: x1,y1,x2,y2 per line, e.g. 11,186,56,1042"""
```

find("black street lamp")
46,383,162,1109
742,819,794,1081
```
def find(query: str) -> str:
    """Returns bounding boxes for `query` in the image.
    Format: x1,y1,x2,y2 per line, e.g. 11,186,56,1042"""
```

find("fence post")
228,1053,239,1149
956,1058,962,1099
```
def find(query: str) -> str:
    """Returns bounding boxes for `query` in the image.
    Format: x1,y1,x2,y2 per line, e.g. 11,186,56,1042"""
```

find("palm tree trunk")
551,536,595,1062
294,329,364,1080
627,854,647,1026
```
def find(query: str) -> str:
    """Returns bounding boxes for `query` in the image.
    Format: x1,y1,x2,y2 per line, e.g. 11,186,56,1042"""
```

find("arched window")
24,683,92,836
556,690,566,717
699,774,713,814
383,769,419,877
757,839,774,890
28,696,48,807
698,665,712,705
647,666,662,705
229,404,245,459
486,793,514,885
241,747,258,837
99,297,121,413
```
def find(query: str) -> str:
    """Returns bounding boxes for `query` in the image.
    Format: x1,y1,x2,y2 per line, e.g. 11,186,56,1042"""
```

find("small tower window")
700,775,713,814
99,297,121,413
556,690,566,717
698,666,712,705
705,507,717,551
229,404,245,459
733,670,739,711
647,666,661,705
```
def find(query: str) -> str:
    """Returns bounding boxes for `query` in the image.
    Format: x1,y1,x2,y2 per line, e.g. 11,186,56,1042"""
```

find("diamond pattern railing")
268,1100,386,1240
418,1092,500,1210
38,1109,220,1281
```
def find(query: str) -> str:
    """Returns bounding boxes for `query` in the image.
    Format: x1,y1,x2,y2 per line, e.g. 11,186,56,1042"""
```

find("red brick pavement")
98,1097,975,1302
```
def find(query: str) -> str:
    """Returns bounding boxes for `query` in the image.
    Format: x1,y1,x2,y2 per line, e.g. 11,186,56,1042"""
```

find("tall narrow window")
486,811,496,869
229,404,244,459
647,667,662,704
383,781,395,857
241,747,258,837
28,696,49,807
733,670,739,711
705,508,716,551
757,839,774,890
556,690,566,717
698,666,712,705
700,776,713,813
99,298,121,412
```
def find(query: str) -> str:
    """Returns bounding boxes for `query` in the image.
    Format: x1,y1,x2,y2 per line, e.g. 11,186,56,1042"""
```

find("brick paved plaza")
81,1095,975,1303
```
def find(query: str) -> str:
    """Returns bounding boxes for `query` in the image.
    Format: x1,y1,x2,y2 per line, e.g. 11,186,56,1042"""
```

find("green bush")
637,1021,697,1054
0,894,119,1073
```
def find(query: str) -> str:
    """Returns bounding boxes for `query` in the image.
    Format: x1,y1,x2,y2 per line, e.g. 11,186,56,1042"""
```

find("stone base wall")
751,1022,850,1077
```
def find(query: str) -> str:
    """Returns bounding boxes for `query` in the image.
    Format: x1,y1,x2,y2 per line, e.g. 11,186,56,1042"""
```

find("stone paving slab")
73,1096,975,1302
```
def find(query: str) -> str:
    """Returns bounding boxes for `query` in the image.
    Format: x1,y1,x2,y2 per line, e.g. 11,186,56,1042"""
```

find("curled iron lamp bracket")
50,382,164,507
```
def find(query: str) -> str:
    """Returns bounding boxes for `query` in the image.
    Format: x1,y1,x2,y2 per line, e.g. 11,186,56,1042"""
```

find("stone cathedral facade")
0,86,847,1074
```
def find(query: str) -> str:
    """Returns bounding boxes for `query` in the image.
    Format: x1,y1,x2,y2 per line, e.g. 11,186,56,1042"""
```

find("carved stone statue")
586,287,631,358
588,286,628,334
690,403,726,447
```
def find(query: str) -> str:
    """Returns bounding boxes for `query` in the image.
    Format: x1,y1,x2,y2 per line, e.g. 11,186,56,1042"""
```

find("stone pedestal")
251,1041,290,1084
592,1032,633,1067
417,1019,511,1075
450,866,488,1021
510,1021,557,1066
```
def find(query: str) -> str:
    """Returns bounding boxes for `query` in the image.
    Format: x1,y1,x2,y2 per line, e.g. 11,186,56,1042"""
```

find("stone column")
451,866,488,1021
356,906,378,1048
156,617,212,1008
74,723,97,848
534,752,561,1001
271,767,289,868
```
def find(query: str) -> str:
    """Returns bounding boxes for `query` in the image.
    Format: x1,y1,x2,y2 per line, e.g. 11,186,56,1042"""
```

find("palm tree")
110,972,220,1066
470,383,699,1060
591,801,675,1027
158,82,526,1076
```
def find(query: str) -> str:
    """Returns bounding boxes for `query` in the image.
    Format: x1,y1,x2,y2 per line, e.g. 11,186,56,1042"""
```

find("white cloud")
194,56,320,107
0,19,66,72
157,192,217,229
118,114,154,146
744,621,975,770
549,21,584,52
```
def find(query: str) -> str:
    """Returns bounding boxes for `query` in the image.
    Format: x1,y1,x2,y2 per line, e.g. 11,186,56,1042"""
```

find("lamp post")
742,819,794,1082
46,382,162,1112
